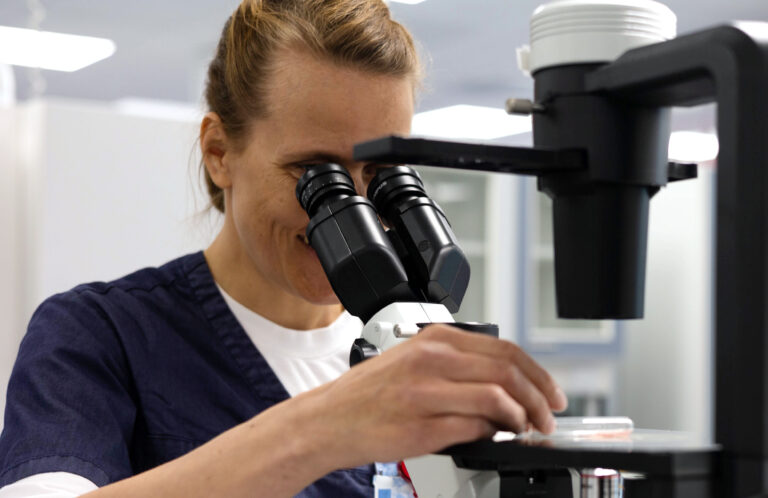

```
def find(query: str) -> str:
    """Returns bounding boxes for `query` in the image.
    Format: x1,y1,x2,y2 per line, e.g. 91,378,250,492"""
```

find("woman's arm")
85,324,566,497
83,394,336,497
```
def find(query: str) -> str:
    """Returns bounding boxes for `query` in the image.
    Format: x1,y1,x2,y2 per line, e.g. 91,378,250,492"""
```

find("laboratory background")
0,0,765,444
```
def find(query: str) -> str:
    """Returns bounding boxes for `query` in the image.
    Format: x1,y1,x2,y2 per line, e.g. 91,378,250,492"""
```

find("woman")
0,1,567,496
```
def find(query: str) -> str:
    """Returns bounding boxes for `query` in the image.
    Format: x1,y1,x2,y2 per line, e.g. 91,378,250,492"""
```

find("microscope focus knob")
349,338,381,366
505,98,545,116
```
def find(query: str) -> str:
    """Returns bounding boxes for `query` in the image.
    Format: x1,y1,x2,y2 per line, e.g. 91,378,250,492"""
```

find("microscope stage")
445,429,719,477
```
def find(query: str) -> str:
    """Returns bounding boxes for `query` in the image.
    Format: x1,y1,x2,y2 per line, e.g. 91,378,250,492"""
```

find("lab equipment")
299,0,768,494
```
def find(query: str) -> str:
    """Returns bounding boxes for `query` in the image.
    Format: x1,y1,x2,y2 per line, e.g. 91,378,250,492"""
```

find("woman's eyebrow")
281,150,348,164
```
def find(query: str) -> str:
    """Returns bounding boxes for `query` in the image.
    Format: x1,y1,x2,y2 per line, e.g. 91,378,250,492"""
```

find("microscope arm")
584,24,768,495
349,22,768,497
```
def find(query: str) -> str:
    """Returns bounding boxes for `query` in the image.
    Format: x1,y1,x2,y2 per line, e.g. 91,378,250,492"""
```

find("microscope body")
298,0,768,495
352,5,768,497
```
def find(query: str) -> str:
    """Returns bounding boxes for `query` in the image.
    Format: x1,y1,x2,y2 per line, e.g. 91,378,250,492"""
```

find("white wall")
0,106,21,431
1,98,219,427
22,99,218,318
619,165,715,441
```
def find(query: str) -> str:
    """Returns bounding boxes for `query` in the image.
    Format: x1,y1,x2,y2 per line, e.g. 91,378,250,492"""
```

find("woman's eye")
292,164,316,176
364,164,397,180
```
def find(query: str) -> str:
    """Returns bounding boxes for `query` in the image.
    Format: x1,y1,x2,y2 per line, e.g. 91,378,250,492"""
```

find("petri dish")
494,416,634,442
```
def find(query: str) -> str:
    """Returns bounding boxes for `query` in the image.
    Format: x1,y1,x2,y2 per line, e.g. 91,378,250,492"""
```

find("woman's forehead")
249,50,413,161
266,48,414,125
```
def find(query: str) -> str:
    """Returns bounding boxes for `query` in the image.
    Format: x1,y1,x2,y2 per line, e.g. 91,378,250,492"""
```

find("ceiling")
1,0,766,121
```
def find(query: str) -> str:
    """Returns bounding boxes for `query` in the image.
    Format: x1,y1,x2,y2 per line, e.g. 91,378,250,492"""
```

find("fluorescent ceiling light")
412,104,532,140
114,98,203,122
668,131,719,162
388,0,428,4
0,26,116,72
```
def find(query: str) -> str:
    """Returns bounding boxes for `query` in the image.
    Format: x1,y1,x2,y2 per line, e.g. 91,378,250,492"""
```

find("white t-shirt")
219,285,362,397
0,286,362,497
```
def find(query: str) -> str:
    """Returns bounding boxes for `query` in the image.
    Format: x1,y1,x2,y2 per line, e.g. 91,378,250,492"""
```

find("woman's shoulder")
28,251,213,342
68,251,207,299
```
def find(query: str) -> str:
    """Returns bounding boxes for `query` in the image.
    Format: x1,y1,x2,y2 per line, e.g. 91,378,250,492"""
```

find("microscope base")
444,429,719,498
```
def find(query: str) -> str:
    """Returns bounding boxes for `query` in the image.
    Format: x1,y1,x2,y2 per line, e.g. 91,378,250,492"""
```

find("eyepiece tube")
296,164,357,217
368,166,470,313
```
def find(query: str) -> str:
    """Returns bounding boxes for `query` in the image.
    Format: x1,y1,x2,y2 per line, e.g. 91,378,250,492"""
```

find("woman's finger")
423,352,556,433
404,380,530,434
416,325,568,413
419,415,498,453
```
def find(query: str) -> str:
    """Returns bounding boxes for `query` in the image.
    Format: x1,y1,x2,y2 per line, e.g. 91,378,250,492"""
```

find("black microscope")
297,0,768,496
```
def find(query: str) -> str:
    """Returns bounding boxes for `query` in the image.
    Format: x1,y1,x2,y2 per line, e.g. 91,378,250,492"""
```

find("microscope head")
296,163,470,322
352,0,701,320
519,0,678,319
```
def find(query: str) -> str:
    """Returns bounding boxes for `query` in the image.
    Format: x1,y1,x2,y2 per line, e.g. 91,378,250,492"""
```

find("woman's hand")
83,324,566,498
290,324,568,470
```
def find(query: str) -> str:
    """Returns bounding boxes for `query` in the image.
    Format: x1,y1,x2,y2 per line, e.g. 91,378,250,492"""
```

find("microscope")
297,0,768,496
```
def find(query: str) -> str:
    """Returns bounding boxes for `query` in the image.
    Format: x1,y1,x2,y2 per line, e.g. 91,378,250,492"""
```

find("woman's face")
221,49,414,306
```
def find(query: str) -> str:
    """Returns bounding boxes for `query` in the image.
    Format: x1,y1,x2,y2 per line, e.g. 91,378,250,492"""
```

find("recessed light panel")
411,104,532,140
0,26,116,72
668,131,719,163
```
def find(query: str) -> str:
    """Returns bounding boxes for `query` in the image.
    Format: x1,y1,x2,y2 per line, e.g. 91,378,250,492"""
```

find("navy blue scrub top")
0,252,375,495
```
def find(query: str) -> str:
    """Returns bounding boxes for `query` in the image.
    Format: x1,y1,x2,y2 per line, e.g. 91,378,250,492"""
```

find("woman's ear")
200,112,233,189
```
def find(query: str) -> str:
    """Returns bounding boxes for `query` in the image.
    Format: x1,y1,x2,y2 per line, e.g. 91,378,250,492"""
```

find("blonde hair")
203,0,422,212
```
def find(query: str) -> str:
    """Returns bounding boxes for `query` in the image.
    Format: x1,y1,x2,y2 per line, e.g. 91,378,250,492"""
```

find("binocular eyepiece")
295,164,470,322
296,163,357,217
